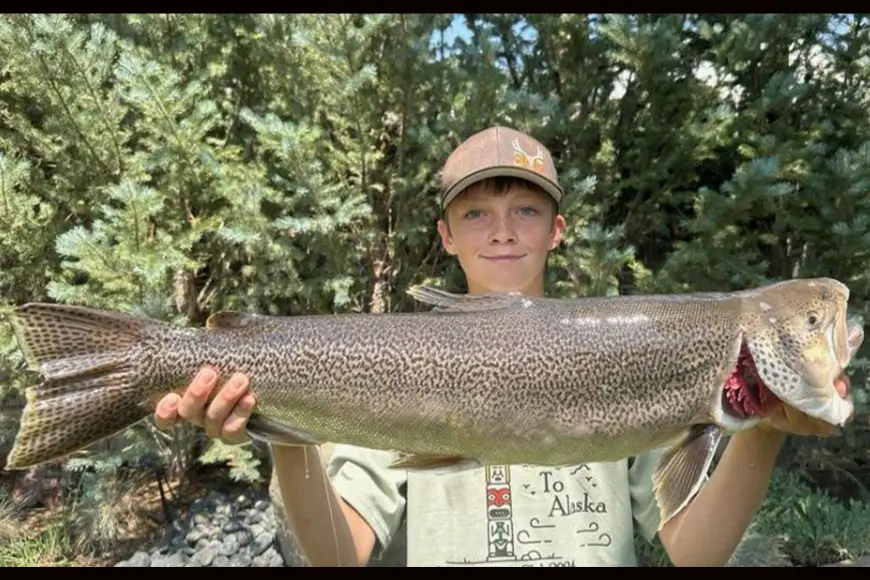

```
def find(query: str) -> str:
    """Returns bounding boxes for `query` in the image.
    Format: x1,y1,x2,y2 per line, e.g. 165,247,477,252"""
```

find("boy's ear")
549,215,566,250
437,219,457,255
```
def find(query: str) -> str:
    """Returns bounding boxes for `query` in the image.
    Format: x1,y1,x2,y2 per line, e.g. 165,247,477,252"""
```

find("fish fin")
246,414,322,447
652,424,722,530
407,285,528,313
206,311,270,329
388,452,475,471
3,303,159,471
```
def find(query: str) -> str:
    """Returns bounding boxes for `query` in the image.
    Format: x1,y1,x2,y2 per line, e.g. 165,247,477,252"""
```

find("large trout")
2,277,863,529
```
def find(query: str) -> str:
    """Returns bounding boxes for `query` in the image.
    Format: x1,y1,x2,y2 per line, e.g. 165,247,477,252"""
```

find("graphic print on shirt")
485,465,515,561
439,463,617,567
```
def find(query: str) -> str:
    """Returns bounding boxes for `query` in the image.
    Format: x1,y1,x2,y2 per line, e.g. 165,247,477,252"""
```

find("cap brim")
441,166,564,209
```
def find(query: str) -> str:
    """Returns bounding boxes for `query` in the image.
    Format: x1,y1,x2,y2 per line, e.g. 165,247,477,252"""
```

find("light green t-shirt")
325,444,677,567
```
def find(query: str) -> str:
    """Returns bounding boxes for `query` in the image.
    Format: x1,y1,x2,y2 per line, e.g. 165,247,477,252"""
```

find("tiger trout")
1,277,863,529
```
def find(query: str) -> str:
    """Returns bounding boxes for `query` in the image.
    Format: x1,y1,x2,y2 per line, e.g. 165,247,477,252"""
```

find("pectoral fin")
652,424,722,530
246,414,322,446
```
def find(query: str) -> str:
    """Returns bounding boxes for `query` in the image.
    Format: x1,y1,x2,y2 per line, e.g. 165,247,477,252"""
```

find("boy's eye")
518,206,539,216
463,209,484,220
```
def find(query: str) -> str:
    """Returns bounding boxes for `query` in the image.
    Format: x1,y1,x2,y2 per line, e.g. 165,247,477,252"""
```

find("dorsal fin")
206,311,271,329
407,285,531,313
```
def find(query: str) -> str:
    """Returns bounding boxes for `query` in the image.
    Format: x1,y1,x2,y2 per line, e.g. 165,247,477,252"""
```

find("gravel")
114,490,286,567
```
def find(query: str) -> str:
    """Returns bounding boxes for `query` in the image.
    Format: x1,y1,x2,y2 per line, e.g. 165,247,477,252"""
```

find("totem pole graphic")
485,465,515,561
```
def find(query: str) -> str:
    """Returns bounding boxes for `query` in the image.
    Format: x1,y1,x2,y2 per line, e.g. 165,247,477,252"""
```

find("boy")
155,126,844,567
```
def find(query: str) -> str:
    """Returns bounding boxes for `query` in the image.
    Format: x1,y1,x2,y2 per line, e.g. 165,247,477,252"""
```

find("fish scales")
28,292,741,466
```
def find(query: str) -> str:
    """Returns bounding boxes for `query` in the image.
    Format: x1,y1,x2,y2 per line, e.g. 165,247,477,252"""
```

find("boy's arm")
629,429,782,567
655,427,784,566
273,443,407,567
326,444,409,561
658,393,843,567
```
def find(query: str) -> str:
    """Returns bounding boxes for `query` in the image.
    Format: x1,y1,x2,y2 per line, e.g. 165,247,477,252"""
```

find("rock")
111,478,299,567
229,553,253,567
234,530,253,547
215,502,236,517
186,525,208,545
194,547,216,567
250,531,275,556
219,535,240,556
116,551,151,567
252,553,272,567
270,552,286,567
152,552,187,567
212,554,231,567
207,538,223,552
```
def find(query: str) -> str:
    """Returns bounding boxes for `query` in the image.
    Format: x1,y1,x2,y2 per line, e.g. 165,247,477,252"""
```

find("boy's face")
437,181,565,296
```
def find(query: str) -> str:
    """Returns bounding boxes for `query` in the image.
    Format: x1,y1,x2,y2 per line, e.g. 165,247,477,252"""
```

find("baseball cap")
439,125,564,209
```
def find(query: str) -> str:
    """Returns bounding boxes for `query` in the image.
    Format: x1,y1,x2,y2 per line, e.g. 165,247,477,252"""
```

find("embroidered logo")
512,138,545,175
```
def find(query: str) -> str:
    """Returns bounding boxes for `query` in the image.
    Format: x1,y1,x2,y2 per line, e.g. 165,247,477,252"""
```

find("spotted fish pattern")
2,277,861,529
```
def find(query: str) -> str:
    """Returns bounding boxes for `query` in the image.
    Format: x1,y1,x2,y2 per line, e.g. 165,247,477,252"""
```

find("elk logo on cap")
512,138,545,175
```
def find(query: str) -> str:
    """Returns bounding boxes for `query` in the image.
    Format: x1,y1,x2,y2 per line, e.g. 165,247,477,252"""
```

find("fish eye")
807,313,820,328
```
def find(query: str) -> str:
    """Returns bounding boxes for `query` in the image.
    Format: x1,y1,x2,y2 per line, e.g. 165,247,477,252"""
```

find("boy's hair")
471,175,559,215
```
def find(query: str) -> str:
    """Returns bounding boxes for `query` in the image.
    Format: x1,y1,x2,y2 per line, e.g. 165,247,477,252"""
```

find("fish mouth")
739,316,860,428
720,340,777,422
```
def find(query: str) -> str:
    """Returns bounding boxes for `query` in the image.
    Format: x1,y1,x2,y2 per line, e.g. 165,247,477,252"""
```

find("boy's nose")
489,216,517,244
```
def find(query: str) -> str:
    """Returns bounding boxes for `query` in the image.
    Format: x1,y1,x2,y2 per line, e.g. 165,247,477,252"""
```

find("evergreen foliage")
2,13,870,565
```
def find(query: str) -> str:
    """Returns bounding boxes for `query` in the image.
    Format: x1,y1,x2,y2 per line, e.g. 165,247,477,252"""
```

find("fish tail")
3,302,162,471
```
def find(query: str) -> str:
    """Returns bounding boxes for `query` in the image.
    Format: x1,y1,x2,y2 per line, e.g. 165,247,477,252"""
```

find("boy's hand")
154,367,256,445
758,375,851,438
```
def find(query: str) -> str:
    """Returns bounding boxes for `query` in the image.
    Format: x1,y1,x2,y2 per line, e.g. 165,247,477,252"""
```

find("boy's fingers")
154,394,181,430
178,367,218,428
204,373,249,439
221,393,257,444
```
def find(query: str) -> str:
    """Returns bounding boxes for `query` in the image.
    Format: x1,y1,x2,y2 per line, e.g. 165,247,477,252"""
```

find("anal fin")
388,452,479,473
246,414,322,447
652,424,722,530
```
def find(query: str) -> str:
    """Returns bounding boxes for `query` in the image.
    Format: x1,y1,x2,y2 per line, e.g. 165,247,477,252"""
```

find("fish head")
741,277,863,427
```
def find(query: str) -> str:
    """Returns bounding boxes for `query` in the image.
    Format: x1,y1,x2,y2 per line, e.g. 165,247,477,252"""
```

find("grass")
635,466,870,567
752,468,870,566
0,523,72,567
0,487,73,567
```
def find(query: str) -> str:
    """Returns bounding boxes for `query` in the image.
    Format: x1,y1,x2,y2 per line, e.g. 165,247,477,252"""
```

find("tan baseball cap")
439,125,564,209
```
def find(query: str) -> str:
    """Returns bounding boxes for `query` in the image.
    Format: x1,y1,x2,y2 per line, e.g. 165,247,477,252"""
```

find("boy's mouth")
482,253,526,262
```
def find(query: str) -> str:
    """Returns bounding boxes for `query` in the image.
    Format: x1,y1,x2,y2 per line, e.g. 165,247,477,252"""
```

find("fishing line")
314,444,342,567
304,446,310,479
